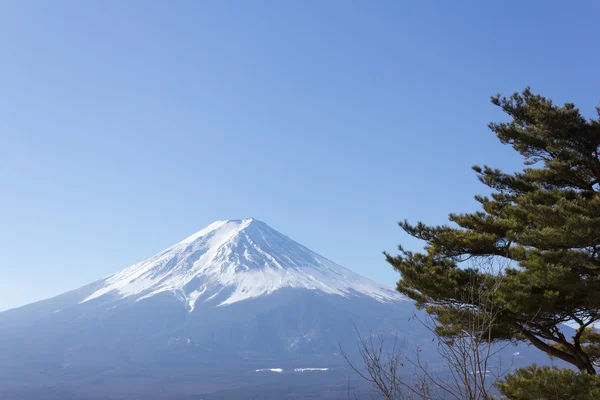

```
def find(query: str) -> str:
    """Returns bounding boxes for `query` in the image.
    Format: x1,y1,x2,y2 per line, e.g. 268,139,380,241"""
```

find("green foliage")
387,89,600,374
495,365,600,399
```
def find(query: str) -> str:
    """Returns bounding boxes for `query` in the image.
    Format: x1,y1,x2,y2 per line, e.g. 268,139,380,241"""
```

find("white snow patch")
168,337,191,346
187,287,206,312
293,368,329,372
470,370,491,376
256,368,283,373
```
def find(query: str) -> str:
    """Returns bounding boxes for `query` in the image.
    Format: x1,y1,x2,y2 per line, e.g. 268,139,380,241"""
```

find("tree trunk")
520,329,597,375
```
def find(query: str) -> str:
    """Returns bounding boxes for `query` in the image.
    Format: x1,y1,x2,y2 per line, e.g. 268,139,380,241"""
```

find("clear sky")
1,1,599,311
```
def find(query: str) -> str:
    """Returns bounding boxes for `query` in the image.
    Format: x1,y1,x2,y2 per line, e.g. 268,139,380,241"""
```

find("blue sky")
1,1,599,311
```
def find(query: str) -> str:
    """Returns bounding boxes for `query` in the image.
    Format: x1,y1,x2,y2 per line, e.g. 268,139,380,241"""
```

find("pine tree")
387,89,600,374
495,364,600,399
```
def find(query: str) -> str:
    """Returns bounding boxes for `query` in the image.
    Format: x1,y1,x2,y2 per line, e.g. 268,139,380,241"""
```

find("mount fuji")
0,219,541,399
81,218,402,309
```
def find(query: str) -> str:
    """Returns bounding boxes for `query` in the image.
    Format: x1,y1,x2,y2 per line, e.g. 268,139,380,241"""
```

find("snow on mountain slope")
83,218,403,309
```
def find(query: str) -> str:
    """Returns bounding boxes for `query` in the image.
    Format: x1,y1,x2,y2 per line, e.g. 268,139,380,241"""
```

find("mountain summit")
83,218,401,309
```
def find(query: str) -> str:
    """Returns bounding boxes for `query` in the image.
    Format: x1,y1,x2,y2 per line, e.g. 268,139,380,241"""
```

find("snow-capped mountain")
0,218,419,399
83,218,401,309
0,219,543,399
